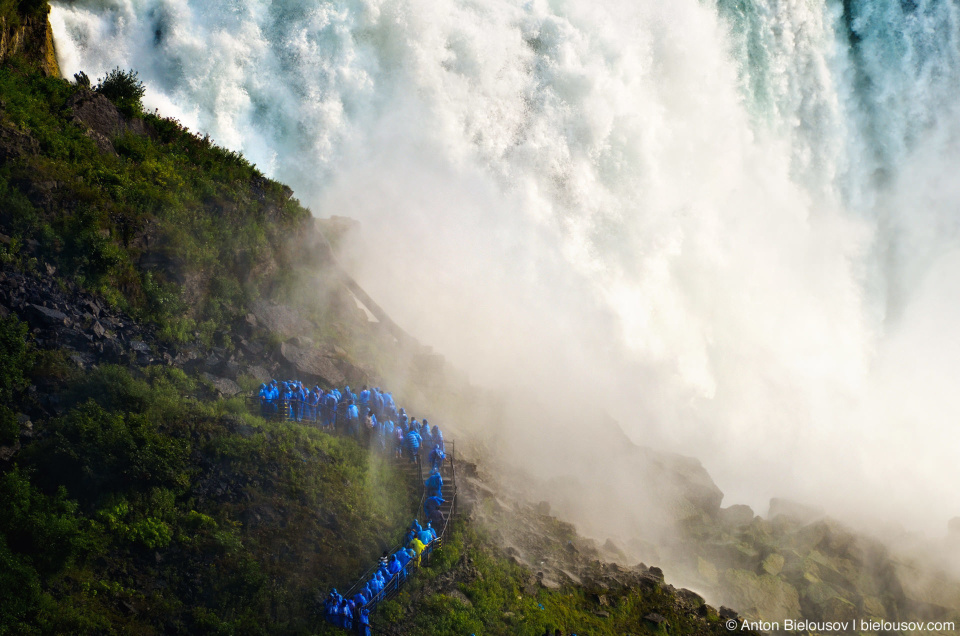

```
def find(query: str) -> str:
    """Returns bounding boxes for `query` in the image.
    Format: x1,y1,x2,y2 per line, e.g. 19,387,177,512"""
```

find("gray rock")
768,498,824,524
0,441,21,462
129,340,150,353
719,504,756,528
246,365,272,383
280,342,345,386
220,359,241,380
29,303,68,326
252,301,314,338
201,373,241,396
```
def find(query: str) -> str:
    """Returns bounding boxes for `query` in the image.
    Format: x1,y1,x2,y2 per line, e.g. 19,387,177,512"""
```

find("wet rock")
760,553,785,576
0,123,40,162
677,588,705,608
279,342,345,386
242,340,264,356
129,340,150,353
643,612,666,625
220,359,241,380
246,365,271,383
719,606,739,620
201,373,241,397
251,301,313,338
719,504,756,528
768,498,824,524
0,440,21,461
29,303,68,326
65,89,151,140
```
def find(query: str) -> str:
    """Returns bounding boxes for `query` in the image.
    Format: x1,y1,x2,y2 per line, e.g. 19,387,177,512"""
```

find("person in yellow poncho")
408,537,426,567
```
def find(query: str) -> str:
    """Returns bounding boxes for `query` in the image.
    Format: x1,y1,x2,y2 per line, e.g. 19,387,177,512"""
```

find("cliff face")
0,11,59,77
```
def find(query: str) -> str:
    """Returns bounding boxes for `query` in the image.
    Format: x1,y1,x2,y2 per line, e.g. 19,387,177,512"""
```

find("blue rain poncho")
388,555,402,575
425,470,443,497
359,608,371,636
424,495,445,517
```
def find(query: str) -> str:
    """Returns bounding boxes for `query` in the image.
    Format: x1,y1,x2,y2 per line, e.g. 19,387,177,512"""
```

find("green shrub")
95,68,146,116
0,406,20,446
0,315,31,402
36,401,188,505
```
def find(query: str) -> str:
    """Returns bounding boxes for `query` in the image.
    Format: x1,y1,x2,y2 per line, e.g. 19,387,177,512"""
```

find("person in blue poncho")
307,387,320,422
280,383,293,420
432,424,444,452
295,383,306,421
363,408,377,446
393,423,405,459
341,600,353,630
354,588,368,608
429,444,446,471
424,494,445,518
359,608,371,636
322,390,338,429
345,400,360,437
387,554,402,577
417,526,434,545
324,590,340,625
405,425,422,462
258,383,269,416
425,468,443,497
370,388,383,419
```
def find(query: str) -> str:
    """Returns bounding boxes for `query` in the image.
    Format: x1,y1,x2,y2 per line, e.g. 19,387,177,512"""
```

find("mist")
50,0,960,542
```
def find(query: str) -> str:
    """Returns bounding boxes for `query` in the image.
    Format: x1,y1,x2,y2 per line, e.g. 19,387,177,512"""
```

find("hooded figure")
395,547,412,571
346,400,360,437
405,427,422,462
417,527,434,545
425,469,443,497
387,554,402,576
359,608,372,636
429,445,446,471
322,391,338,428
341,600,353,630
424,494,445,518
409,537,426,566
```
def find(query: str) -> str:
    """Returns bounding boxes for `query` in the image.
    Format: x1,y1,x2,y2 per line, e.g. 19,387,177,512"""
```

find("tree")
95,67,146,116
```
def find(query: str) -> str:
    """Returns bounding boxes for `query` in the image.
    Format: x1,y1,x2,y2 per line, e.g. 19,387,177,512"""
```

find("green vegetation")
0,315,32,445
2,362,416,634
95,68,145,116
0,57,308,342
380,522,728,636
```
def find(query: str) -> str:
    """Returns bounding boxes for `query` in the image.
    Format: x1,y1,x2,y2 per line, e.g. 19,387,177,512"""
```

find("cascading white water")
50,0,960,535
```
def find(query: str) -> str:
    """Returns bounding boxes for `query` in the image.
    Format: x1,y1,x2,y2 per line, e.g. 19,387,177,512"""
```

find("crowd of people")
255,380,451,633
257,381,447,464
322,517,443,633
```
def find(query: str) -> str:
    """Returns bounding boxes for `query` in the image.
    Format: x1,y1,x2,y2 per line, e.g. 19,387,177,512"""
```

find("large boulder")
65,90,151,142
768,498,824,525
251,301,314,338
279,342,345,386
201,373,241,397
